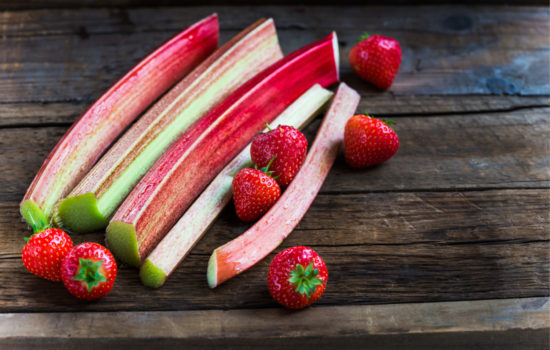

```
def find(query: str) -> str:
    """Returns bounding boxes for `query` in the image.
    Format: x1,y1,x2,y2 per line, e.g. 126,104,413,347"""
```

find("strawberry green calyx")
20,200,50,234
73,258,107,292
256,156,277,178
288,262,324,298
357,32,370,43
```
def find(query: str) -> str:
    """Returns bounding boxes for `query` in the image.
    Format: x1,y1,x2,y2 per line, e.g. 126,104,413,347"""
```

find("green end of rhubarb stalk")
20,200,50,233
106,221,141,267
54,193,109,233
206,251,218,288
140,258,167,289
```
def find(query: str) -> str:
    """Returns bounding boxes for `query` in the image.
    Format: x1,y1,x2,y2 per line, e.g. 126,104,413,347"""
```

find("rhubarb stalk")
107,33,340,267
140,84,333,288
207,83,360,288
54,18,283,233
20,14,219,232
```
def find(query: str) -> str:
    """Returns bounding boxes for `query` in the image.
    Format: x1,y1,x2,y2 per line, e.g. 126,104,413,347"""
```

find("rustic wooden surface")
1,297,548,349
0,5,548,348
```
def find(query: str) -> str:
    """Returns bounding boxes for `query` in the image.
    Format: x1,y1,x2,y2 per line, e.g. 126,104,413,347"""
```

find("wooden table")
0,5,548,349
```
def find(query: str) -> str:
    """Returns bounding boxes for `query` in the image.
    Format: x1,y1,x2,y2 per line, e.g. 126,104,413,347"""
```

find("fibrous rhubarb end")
206,251,218,288
53,193,108,233
140,258,167,289
106,221,140,267
20,200,50,233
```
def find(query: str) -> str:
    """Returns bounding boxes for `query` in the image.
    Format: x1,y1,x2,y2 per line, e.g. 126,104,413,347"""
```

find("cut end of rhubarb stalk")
54,193,108,233
20,200,50,233
106,221,140,267
207,252,218,288
140,258,167,288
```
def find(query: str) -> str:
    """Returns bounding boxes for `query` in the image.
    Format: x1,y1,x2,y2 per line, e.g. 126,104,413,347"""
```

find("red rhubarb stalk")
207,83,360,288
54,18,282,233
140,84,333,288
20,14,219,232
106,33,340,267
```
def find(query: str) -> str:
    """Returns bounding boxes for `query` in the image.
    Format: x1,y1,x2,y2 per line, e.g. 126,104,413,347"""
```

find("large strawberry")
344,114,399,168
251,125,308,187
60,242,117,300
21,228,73,282
267,246,328,309
232,166,281,222
349,34,401,90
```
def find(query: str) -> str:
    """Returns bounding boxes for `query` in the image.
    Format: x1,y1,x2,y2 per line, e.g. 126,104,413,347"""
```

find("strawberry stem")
264,122,273,131
260,156,277,178
73,258,108,292
357,32,370,43
288,262,324,298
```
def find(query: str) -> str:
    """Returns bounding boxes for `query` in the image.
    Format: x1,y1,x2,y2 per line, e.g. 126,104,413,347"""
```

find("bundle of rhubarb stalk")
20,14,400,306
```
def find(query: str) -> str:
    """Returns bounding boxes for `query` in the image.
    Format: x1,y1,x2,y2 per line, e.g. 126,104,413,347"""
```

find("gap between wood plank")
1,103,548,129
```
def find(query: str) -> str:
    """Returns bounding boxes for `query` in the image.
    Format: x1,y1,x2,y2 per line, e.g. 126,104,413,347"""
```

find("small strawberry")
349,33,401,90
251,124,308,187
344,114,399,168
268,246,328,309
21,228,73,282
60,242,117,300
232,164,281,222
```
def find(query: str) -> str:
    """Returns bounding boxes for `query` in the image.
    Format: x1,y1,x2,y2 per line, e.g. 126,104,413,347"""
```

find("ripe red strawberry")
251,125,308,187
344,114,399,168
232,167,281,222
349,34,401,90
267,246,328,309
60,242,117,300
21,228,73,282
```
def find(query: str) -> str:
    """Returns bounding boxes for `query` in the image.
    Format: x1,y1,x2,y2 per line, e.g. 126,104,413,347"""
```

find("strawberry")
349,34,401,90
267,246,328,309
60,242,117,300
232,165,281,222
344,114,399,168
21,228,73,282
251,125,308,187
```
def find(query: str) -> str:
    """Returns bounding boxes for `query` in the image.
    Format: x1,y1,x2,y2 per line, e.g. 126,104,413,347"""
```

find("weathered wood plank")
1,1,547,11
0,7,547,103
0,298,548,350
2,108,547,201
1,95,548,127
1,188,547,312
1,6,547,39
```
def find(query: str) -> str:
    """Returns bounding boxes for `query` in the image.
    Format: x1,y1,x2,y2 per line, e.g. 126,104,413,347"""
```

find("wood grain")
1,0,547,11
0,6,547,103
0,298,548,350
1,95,548,127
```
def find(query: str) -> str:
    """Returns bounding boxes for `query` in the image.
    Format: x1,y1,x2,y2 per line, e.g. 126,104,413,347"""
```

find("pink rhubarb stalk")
20,14,219,232
207,83,360,288
106,33,340,267
54,18,282,233
140,84,333,288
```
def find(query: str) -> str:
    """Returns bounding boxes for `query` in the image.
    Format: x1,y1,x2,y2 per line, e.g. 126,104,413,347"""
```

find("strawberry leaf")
356,32,370,43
